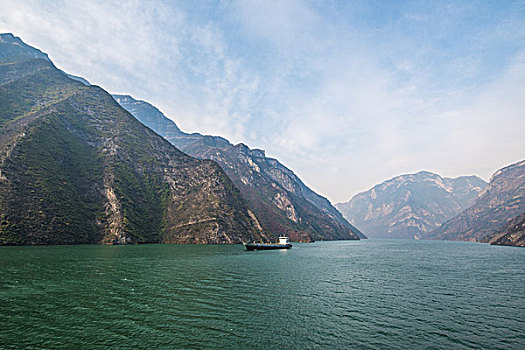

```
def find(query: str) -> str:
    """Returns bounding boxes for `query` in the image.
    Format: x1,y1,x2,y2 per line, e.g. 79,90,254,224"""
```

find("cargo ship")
244,236,292,251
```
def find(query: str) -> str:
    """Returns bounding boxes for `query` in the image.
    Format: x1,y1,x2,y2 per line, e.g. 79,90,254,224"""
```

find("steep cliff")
428,160,525,243
336,172,487,239
484,212,525,247
113,95,363,242
0,33,263,245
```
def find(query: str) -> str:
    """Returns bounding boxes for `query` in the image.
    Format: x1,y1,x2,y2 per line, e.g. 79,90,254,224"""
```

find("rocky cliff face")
114,95,363,242
0,34,264,245
483,212,525,247
428,160,525,243
336,172,487,239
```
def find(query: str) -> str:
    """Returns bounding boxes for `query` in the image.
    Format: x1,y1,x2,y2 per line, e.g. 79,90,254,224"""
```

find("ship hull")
244,243,292,251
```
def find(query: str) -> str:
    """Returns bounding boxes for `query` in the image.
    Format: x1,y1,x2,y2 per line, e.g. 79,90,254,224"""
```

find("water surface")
1,239,523,349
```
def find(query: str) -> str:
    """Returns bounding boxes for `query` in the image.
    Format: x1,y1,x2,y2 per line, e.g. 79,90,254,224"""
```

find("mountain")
483,212,525,247
428,160,525,243
113,95,364,242
0,33,49,61
336,171,487,239
0,33,264,245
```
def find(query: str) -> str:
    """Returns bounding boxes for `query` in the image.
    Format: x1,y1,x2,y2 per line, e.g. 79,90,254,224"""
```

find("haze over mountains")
336,172,487,239
336,160,525,247
113,95,364,242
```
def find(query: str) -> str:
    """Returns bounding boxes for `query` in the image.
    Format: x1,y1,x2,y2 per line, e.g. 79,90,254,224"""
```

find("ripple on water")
0,240,524,349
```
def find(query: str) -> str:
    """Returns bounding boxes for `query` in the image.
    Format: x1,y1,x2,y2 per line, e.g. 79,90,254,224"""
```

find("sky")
1,0,524,203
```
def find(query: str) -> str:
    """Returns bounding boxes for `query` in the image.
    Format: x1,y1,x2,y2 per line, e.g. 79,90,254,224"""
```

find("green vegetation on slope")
0,111,105,245
114,94,363,242
0,36,263,245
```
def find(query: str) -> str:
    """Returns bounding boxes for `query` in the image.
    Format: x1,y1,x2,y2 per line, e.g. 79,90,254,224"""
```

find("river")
1,239,523,349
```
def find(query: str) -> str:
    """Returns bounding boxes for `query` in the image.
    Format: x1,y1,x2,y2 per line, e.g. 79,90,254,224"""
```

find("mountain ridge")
0,33,264,245
336,171,487,239
0,33,49,61
427,159,525,242
113,94,364,242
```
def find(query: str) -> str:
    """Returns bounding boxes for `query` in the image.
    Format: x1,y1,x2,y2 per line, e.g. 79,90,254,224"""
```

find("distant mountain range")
428,159,525,244
0,33,264,245
336,160,525,247
113,95,364,242
336,172,487,239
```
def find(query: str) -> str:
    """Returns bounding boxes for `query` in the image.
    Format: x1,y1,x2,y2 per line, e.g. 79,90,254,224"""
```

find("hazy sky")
1,0,524,203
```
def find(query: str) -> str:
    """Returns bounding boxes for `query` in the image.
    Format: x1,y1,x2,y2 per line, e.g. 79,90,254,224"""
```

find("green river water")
1,239,523,349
